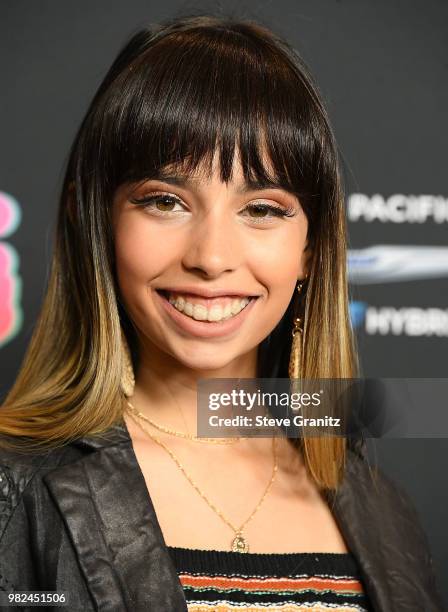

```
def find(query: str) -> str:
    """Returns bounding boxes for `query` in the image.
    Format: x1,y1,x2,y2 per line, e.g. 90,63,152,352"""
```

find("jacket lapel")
43,431,188,611
324,458,394,611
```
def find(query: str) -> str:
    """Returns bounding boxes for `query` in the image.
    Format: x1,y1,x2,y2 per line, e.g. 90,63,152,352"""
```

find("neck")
124,336,304,476
130,336,258,435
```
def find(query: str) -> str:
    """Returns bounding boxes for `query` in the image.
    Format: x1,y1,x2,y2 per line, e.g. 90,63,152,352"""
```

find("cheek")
114,227,149,301
114,217,176,285
114,214,186,281
250,217,308,289
246,220,308,335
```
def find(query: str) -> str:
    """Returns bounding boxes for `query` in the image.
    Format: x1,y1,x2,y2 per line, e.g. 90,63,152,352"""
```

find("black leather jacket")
0,423,445,611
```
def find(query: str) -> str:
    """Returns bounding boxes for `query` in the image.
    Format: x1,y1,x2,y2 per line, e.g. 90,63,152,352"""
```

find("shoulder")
0,439,86,539
0,424,128,530
344,448,428,530
0,438,102,597
342,449,431,544
338,449,444,607
333,441,426,527
0,440,83,486
0,425,127,531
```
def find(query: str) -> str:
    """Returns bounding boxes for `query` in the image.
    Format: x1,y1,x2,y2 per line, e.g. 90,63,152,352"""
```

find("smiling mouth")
156,289,257,323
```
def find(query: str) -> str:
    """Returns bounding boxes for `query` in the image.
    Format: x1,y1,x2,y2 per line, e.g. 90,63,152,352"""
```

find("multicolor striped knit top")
167,545,372,611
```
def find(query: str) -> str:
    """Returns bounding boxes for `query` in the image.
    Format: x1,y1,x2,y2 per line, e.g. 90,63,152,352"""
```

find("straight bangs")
76,19,334,245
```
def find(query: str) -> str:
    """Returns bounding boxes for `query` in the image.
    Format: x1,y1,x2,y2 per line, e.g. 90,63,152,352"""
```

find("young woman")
0,13,444,612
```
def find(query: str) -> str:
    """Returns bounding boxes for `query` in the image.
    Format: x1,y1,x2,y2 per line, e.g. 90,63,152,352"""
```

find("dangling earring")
288,280,306,380
120,329,135,397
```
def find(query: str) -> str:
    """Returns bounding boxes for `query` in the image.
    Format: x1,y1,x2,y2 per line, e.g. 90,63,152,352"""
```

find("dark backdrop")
1,0,447,603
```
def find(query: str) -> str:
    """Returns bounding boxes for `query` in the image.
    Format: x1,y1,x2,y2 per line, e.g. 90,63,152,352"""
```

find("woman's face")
112,152,310,373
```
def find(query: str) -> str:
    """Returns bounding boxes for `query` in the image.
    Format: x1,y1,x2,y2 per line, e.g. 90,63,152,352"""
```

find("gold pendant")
231,532,249,553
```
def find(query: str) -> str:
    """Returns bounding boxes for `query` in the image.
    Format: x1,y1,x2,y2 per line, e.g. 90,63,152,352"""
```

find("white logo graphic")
348,193,448,223
365,306,448,337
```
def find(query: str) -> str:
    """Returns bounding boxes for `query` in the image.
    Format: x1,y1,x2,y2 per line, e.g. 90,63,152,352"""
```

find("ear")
299,239,313,280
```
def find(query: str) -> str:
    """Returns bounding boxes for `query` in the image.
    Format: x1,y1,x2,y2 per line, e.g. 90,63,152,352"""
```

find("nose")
181,207,240,278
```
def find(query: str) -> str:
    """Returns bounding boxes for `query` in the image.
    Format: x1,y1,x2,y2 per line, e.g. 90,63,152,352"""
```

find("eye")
130,193,185,215
129,192,297,223
242,201,296,223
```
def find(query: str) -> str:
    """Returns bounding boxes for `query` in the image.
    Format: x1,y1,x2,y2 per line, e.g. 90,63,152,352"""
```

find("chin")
176,355,233,373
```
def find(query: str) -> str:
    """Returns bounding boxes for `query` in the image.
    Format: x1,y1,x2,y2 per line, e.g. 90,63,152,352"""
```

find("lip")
155,285,259,299
154,289,259,339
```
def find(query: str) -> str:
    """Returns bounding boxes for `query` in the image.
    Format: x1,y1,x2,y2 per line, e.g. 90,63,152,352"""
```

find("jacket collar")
44,422,188,611
43,422,392,611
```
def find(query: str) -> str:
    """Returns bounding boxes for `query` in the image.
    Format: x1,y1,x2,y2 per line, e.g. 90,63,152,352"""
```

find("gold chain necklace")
124,404,278,553
125,399,241,445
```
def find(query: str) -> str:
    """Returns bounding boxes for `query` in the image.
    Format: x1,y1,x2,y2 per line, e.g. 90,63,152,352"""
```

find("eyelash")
130,193,296,223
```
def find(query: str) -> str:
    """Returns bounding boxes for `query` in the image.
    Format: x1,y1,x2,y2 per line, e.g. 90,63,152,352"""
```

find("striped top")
167,545,372,611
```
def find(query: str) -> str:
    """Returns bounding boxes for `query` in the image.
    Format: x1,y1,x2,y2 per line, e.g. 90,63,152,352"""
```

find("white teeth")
167,294,251,321
184,301,194,317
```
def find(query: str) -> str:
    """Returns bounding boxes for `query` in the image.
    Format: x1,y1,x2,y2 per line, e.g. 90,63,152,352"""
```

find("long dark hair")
1,14,359,490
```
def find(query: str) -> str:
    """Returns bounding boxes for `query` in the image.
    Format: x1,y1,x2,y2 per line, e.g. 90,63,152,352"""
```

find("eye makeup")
130,191,297,224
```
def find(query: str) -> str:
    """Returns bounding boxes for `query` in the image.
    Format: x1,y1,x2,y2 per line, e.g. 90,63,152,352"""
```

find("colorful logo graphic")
349,301,368,330
0,191,23,348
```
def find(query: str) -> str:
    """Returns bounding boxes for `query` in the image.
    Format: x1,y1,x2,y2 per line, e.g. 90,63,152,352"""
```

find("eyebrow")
146,173,292,195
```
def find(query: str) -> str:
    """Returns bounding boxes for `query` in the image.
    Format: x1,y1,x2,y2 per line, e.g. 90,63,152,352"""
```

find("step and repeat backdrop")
1,0,447,601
